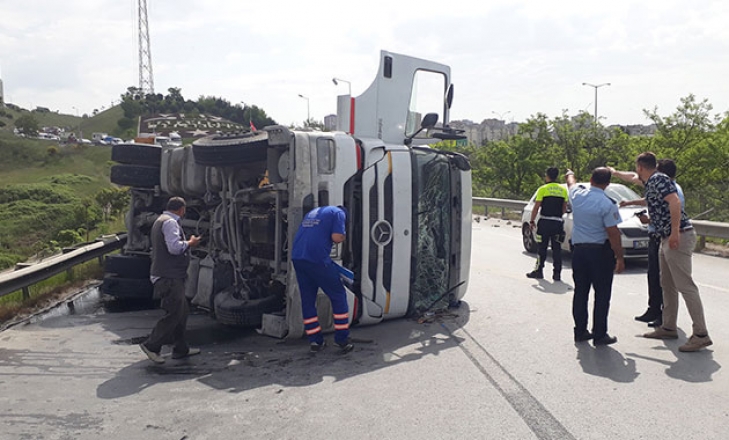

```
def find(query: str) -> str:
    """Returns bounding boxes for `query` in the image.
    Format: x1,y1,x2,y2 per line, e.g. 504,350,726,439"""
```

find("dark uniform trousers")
535,219,564,274
646,234,663,314
572,242,616,339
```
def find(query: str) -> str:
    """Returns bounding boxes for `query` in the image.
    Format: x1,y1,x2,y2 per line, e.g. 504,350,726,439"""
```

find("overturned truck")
102,50,472,338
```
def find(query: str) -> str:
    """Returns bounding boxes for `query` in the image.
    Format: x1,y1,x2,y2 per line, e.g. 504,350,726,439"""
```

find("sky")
1,0,728,127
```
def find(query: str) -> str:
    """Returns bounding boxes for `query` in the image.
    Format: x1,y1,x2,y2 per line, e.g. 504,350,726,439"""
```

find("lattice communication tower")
138,0,154,95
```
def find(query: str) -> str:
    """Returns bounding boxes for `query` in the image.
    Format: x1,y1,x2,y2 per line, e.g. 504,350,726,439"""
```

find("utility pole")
582,82,610,124
298,94,310,125
138,0,154,95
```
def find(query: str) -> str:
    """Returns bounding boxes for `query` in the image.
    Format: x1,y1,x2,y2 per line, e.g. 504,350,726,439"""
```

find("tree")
95,188,129,219
15,114,39,137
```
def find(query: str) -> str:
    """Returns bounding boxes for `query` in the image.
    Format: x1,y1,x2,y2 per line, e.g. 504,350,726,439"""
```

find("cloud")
0,0,727,126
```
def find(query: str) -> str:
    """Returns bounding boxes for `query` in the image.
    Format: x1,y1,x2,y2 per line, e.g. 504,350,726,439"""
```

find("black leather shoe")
648,318,662,328
635,309,660,323
593,334,618,346
526,271,544,279
553,273,561,282
574,331,593,342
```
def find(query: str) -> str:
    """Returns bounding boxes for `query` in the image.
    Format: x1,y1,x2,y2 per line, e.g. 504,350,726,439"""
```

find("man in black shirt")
636,153,712,352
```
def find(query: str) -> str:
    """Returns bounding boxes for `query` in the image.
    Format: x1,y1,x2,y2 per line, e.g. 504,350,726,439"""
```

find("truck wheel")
101,274,154,299
112,143,162,166
104,254,151,279
192,131,269,166
522,223,538,253
213,289,284,327
110,164,160,188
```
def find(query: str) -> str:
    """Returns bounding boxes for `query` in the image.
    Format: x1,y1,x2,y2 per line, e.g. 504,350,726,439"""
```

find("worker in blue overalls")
292,205,354,354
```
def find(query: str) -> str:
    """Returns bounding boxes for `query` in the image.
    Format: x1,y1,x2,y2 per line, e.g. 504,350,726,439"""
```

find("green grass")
0,131,113,194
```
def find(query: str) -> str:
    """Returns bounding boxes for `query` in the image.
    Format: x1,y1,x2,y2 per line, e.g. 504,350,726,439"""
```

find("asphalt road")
1,217,727,440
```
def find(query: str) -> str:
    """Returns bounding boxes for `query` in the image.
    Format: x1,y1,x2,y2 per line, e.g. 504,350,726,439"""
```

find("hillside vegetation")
0,119,120,269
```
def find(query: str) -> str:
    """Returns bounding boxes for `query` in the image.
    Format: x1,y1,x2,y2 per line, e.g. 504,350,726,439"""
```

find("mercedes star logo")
371,220,393,246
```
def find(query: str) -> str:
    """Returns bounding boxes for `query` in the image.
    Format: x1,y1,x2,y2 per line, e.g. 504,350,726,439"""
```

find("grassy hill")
0,103,124,140
0,106,122,269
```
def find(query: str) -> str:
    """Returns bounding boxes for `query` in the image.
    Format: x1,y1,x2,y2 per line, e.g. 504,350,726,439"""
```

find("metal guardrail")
0,234,127,299
0,197,726,301
472,197,729,240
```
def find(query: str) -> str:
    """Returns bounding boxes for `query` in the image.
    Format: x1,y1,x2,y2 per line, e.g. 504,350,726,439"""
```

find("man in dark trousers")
292,205,354,354
566,168,625,346
526,167,568,281
636,152,712,352
140,197,201,364
610,159,686,328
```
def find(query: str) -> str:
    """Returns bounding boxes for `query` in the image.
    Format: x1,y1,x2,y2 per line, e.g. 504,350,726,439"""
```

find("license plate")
633,240,649,249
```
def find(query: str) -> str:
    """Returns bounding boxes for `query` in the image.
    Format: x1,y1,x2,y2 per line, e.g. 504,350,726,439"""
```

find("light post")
491,110,510,121
332,77,351,96
298,94,310,125
582,82,611,124
72,106,82,140
240,101,253,129
333,77,354,133
492,111,511,139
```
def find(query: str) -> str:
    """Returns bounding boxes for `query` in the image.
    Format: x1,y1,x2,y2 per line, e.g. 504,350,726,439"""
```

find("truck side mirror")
404,113,439,146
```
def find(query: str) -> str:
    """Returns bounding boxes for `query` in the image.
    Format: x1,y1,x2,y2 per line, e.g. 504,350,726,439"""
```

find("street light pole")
333,77,354,133
298,94,310,125
332,77,351,96
582,82,611,124
491,110,510,121
240,101,252,129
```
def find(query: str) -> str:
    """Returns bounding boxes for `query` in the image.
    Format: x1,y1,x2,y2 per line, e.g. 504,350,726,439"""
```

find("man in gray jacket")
140,197,201,364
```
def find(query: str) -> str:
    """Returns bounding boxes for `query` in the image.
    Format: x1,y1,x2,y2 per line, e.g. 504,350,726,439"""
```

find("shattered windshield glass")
410,149,451,315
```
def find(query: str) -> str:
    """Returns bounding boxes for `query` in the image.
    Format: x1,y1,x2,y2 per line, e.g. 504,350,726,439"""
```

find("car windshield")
530,183,639,204
604,184,640,203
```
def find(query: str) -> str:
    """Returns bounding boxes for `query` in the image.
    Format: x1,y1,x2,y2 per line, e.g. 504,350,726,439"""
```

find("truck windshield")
410,149,452,314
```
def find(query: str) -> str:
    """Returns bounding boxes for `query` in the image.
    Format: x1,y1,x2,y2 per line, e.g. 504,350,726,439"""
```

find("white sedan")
521,183,650,258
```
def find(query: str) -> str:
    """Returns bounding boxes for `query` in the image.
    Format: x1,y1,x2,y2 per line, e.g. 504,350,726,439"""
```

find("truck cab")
103,50,472,338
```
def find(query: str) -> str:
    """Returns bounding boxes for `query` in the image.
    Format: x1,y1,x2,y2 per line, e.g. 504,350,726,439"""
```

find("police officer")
526,167,568,281
566,168,625,346
292,205,354,354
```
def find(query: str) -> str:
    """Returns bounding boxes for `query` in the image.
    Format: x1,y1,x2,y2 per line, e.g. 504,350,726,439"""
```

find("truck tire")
101,274,154,299
192,131,269,166
104,254,151,279
110,164,160,188
112,143,162,166
213,289,284,327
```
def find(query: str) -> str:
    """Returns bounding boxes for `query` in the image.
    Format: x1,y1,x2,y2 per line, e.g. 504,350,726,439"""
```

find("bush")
0,183,76,204
0,253,23,271
56,229,83,247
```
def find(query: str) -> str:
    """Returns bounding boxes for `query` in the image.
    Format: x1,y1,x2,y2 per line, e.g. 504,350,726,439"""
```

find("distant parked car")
521,182,650,258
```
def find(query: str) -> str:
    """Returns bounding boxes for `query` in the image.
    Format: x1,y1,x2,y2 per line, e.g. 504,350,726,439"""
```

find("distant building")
324,114,337,131
450,118,518,145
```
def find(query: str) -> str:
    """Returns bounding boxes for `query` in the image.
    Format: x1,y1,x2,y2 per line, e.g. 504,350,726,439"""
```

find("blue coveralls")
291,206,350,345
